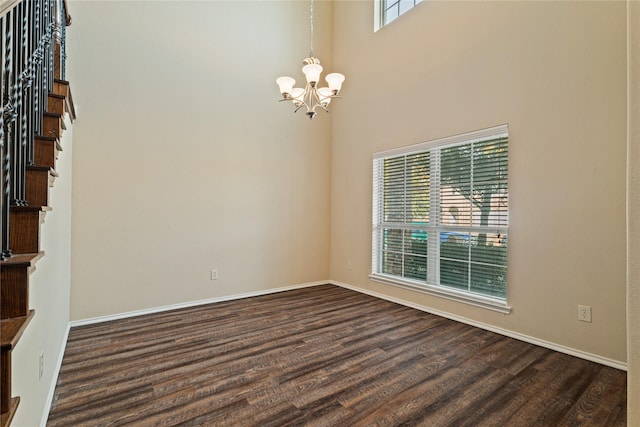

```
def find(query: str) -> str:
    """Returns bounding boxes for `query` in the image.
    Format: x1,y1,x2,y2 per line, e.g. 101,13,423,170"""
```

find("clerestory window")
377,0,422,29
371,125,510,313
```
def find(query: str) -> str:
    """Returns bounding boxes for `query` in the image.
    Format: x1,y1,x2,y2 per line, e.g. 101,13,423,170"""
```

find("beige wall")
67,1,333,320
9,1,633,423
628,0,639,424
67,0,628,363
12,121,73,426
330,1,628,363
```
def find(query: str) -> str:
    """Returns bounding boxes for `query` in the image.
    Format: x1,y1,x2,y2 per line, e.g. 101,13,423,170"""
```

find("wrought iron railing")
0,0,67,259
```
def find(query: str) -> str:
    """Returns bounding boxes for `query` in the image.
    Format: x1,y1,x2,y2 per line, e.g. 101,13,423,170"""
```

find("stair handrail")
0,1,19,19
0,0,68,21
0,0,69,260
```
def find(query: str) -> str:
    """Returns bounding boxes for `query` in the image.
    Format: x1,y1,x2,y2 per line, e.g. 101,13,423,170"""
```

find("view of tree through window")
381,153,430,281
372,128,508,300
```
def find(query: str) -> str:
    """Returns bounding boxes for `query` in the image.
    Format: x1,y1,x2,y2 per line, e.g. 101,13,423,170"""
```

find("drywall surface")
330,1,627,363
12,121,73,426
68,1,333,320
628,0,639,423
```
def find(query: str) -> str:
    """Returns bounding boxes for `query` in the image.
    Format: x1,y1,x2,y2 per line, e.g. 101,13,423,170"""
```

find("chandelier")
276,0,345,120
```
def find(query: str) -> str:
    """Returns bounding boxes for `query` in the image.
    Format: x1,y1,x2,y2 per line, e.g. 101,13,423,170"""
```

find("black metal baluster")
0,14,6,260
2,11,14,258
47,0,53,97
26,0,35,177
61,0,66,80
33,0,42,137
17,0,28,205
41,0,48,120
43,0,49,112
42,0,50,115
0,16,4,260
29,1,38,164
9,3,21,206
0,0,67,258
12,1,24,206
8,6,16,209
48,0,54,94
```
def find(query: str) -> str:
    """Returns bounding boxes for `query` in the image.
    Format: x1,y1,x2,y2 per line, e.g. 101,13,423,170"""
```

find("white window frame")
371,125,511,314
375,0,422,32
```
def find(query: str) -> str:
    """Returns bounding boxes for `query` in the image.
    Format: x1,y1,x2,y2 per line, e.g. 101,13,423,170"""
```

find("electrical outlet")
347,261,353,271
211,269,218,280
578,305,592,322
39,351,44,380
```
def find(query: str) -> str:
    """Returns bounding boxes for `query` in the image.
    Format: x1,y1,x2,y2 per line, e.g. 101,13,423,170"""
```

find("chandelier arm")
294,103,308,113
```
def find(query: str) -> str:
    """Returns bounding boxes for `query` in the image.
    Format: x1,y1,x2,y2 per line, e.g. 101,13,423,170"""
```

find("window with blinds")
372,125,509,310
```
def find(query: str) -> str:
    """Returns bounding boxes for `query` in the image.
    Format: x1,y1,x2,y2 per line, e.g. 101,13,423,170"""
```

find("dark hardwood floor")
47,284,627,426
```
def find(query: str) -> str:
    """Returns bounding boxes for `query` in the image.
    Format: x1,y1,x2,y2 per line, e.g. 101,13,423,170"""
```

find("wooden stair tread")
26,165,51,171
53,78,76,121
1,311,35,350
26,165,58,177
0,252,43,267
9,205,52,212
0,397,19,427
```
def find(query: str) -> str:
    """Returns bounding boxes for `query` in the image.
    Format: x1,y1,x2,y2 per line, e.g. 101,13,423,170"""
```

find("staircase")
0,1,73,426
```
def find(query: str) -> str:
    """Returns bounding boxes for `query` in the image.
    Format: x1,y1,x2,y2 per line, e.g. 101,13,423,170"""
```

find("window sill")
368,273,512,314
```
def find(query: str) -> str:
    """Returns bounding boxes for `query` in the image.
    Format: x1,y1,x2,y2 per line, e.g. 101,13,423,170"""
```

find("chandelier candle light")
276,0,345,120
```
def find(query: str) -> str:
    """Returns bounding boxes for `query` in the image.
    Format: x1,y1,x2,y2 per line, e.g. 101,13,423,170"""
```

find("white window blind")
372,125,509,310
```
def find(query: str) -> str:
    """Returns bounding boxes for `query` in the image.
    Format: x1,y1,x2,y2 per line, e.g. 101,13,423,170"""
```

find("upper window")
378,0,422,28
371,125,510,312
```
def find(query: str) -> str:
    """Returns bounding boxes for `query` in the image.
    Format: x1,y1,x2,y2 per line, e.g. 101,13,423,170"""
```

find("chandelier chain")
309,0,314,58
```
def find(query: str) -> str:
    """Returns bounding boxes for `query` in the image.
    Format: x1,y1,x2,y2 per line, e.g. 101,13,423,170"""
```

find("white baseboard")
69,281,327,327
41,322,71,427
330,280,628,371
44,279,626,426
67,279,627,371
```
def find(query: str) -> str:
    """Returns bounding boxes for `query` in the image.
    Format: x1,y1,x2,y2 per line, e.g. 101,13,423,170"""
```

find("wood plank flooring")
47,285,627,426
